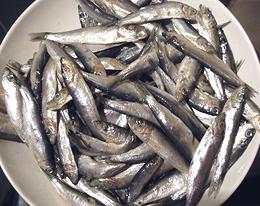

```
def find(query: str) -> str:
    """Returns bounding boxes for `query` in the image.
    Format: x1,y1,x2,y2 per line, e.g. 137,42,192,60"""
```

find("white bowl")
0,0,259,205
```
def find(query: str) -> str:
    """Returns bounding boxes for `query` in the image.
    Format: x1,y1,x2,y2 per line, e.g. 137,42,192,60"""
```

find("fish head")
182,4,197,21
61,58,79,83
1,68,21,93
127,116,150,138
197,5,217,30
175,76,192,102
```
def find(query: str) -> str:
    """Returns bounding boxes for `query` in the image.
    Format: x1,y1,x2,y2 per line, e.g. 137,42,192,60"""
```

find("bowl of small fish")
0,0,259,206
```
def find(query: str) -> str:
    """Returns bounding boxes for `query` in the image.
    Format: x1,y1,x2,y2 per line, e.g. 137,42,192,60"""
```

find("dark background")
0,0,259,205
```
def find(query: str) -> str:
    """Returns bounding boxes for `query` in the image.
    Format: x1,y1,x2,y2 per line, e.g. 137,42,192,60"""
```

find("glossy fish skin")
20,84,54,173
71,129,135,155
209,86,247,197
138,85,198,160
93,120,136,144
192,108,215,127
69,43,107,76
57,115,78,184
218,27,236,73
78,5,98,28
197,5,226,101
47,87,72,111
116,46,142,64
147,85,207,139
243,100,260,133
0,112,22,143
100,57,126,71
196,5,220,54
78,155,126,179
163,31,245,88
115,47,159,83
77,178,121,206
108,143,155,163
30,25,148,45
30,41,49,102
196,75,214,95
48,174,101,206
61,58,101,138
155,66,177,97
76,0,117,25
175,56,202,102
131,0,152,7
81,72,144,102
128,116,189,173
156,40,179,82
119,2,197,26
133,171,186,206
225,86,260,133
168,18,216,54
229,122,256,169
126,156,163,203
188,88,222,115
91,0,138,18
150,70,165,91
91,163,145,190
186,113,226,206
102,108,128,128
165,43,184,63
2,69,26,143
41,59,58,144
104,99,160,127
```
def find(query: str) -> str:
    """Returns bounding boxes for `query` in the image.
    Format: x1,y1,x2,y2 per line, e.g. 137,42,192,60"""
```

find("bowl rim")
0,0,259,205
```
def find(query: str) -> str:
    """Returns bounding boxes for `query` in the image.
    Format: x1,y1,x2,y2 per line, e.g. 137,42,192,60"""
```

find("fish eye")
7,74,15,81
137,119,144,127
191,9,197,15
237,93,244,101
245,128,255,138
182,88,188,96
212,107,219,115
56,92,61,97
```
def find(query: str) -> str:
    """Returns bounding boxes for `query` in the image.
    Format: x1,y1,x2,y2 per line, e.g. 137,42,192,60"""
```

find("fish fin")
29,32,47,41
246,84,258,98
218,20,231,29
235,59,245,72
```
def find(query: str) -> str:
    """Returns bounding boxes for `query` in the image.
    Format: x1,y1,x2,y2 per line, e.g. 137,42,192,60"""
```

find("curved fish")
78,155,127,179
42,59,58,144
91,163,144,190
186,113,226,206
209,86,247,197
126,156,163,203
128,116,189,173
109,143,155,163
119,2,197,25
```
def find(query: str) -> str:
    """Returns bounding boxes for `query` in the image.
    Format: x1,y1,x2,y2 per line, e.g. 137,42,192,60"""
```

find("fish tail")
29,32,48,41
246,84,258,98
218,20,231,29
235,59,245,72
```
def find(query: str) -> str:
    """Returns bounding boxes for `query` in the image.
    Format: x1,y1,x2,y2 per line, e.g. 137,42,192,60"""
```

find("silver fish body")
119,2,197,25
209,86,247,197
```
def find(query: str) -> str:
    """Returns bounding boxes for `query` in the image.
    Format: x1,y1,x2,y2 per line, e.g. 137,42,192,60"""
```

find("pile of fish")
1,0,260,205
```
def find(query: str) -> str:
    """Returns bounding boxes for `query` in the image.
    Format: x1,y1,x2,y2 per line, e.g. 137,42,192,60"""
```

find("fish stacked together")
1,0,260,205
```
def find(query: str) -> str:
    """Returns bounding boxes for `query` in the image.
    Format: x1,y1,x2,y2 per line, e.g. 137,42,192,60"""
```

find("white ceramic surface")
0,0,259,206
